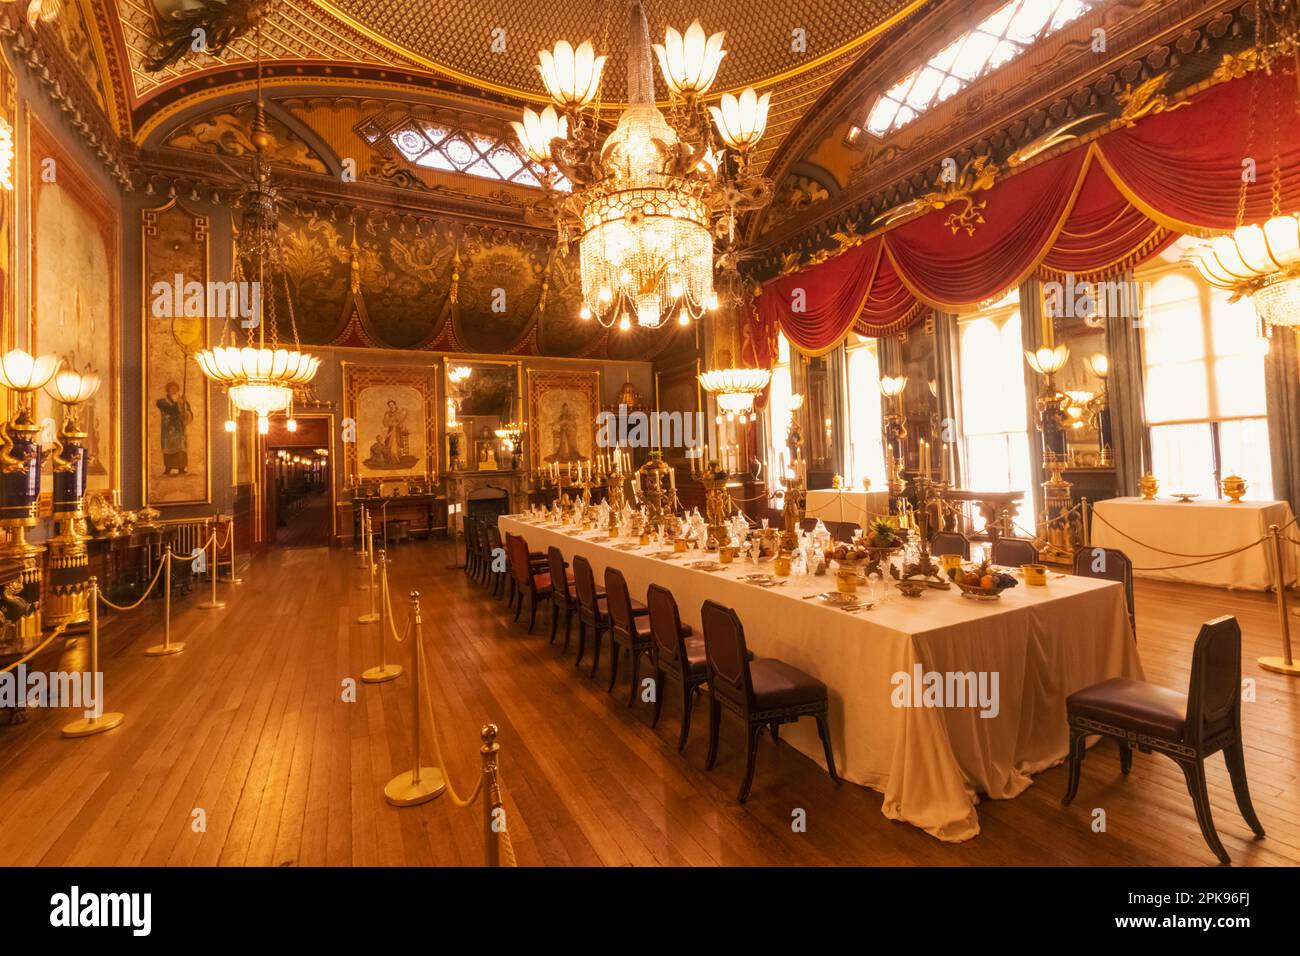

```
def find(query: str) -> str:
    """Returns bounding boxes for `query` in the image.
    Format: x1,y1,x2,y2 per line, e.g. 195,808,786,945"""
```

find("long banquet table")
500,515,1143,842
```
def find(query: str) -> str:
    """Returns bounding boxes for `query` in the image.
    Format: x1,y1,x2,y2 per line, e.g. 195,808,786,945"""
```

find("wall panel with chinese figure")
142,199,211,506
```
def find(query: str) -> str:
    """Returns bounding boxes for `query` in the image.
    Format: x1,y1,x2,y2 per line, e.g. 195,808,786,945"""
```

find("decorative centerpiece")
698,460,733,550
1221,474,1248,503
949,560,1019,601
1139,473,1159,500
828,543,872,594
857,517,907,576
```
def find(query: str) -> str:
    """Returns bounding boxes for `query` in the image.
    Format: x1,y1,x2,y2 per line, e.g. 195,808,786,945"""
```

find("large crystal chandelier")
1188,1,1300,332
513,3,773,331
194,20,319,428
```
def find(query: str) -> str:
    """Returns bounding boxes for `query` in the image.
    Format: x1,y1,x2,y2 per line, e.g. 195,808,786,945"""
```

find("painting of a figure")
157,382,195,474
363,397,418,470
142,200,209,505
527,369,599,473
30,114,118,494
344,364,437,485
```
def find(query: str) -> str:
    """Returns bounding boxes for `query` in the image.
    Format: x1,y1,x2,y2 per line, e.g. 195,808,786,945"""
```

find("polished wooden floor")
1,539,1296,867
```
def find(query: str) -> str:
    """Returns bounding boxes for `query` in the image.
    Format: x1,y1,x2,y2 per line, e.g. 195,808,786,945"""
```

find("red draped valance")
749,69,1300,368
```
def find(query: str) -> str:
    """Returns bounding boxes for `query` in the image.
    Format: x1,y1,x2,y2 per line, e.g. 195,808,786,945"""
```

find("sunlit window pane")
846,340,886,490
959,294,1032,498
1150,423,1218,499
1218,418,1274,500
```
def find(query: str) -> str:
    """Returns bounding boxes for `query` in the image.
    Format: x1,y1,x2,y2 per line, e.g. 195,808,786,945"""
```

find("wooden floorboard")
0,538,1296,866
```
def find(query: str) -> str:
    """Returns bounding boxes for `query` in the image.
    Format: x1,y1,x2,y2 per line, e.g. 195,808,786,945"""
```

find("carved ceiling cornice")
0,5,134,186
749,0,1255,280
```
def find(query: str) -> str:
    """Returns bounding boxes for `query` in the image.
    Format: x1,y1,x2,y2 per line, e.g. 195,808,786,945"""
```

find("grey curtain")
933,311,964,487
1018,278,1046,519
1265,328,1300,513
1103,270,1148,497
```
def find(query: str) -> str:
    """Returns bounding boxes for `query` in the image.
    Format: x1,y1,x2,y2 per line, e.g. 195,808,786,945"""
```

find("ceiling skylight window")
865,0,1100,137
361,119,569,192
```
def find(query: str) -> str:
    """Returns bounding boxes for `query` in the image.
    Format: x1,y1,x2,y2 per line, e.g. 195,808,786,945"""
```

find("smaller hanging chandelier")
193,17,319,428
1187,0,1300,332
698,366,770,414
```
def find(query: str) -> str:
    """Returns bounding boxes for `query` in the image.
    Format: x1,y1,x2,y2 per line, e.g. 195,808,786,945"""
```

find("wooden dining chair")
484,523,508,598
931,531,971,559
462,517,480,581
601,567,657,704
990,536,1039,567
505,533,551,633
647,584,706,751
1063,616,1264,864
701,600,840,803
546,546,576,648
1072,545,1135,637
571,555,608,672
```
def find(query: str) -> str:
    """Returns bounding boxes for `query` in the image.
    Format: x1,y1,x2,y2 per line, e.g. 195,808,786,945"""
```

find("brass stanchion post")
356,510,375,591
199,532,226,611
356,507,371,569
146,545,184,657
357,541,379,625
1081,497,1091,549
1262,524,1300,676
481,723,501,866
383,591,445,806
223,515,242,585
62,577,125,737
361,550,401,683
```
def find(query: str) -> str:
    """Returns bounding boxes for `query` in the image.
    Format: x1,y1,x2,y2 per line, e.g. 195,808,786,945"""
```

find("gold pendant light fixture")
1188,1,1300,333
513,3,773,332
193,15,319,430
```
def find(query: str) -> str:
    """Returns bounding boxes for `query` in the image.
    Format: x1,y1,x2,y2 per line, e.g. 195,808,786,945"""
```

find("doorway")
263,415,336,549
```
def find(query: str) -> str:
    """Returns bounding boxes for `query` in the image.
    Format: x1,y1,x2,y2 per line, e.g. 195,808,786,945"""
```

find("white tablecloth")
501,515,1141,842
1091,497,1298,590
804,488,891,526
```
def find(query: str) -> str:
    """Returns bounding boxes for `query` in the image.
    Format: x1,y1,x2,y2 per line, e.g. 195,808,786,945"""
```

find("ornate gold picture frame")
527,368,600,473
342,362,439,490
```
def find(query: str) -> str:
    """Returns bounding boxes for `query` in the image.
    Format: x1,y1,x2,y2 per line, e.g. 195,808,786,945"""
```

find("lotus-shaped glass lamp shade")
44,367,101,406
511,106,567,165
537,40,606,111
0,348,61,393
1025,344,1070,376
879,375,908,398
653,21,726,99
1085,352,1110,379
709,87,770,151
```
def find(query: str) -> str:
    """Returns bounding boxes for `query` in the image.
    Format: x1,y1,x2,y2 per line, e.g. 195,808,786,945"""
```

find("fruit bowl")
948,561,1018,600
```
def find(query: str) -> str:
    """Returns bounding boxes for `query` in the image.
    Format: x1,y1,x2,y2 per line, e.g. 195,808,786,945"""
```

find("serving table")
1091,497,1298,591
500,515,1140,842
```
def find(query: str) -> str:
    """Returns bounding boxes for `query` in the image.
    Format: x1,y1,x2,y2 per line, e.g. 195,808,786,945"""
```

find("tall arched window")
844,334,886,489
958,292,1033,497
1138,257,1272,499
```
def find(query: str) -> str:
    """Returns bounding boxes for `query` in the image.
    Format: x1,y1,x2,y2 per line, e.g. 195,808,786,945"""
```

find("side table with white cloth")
805,488,891,527
1090,497,1299,590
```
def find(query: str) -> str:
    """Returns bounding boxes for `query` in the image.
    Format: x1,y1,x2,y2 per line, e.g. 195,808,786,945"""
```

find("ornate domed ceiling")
318,0,925,101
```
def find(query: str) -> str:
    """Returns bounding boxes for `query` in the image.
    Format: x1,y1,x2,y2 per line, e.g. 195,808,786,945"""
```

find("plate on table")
649,550,681,560
739,573,773,585
686,560,721,572
817,591,860,605
612,543,642,552
1171,492,1200,503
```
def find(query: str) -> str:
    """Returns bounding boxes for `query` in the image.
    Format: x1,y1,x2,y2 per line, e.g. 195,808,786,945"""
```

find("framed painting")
142,199,211,506
342,363,438,487
28,110,120,494
527,368,600,472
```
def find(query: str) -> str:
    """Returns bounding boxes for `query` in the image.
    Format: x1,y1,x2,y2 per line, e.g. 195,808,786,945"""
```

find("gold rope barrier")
0,627,64,674
361,550,402,683
62,577,125,738
480,724,517,867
